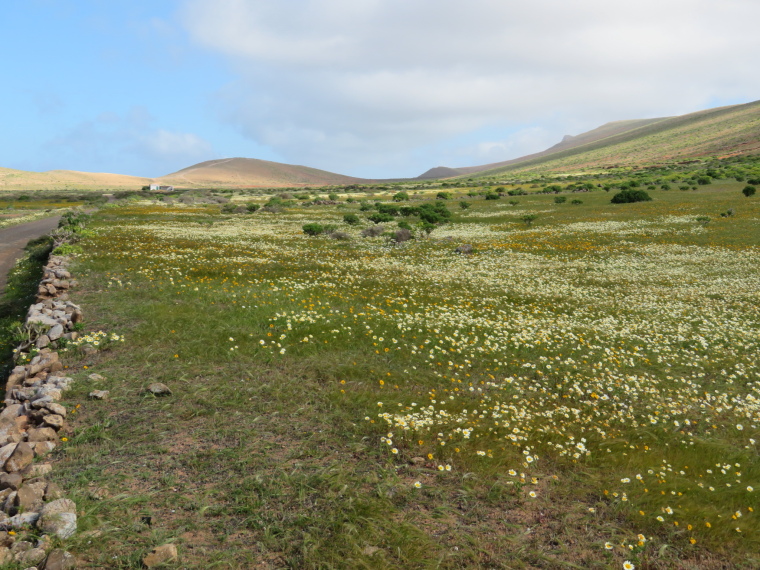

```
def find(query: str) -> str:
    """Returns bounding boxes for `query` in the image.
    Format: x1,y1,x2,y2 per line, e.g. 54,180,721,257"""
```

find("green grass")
35,186,760,568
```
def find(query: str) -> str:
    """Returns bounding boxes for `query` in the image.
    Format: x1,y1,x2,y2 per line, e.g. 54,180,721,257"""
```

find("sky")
2,0,760,179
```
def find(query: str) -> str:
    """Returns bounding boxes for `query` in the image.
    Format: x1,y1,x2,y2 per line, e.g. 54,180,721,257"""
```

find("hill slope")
469,99,760,177
157,157,366,188
0,167,149,191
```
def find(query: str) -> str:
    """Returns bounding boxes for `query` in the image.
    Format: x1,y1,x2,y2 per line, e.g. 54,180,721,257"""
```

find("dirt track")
0,216,60,295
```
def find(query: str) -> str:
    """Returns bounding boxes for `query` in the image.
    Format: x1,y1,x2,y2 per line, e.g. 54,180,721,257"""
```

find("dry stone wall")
0,254,80,568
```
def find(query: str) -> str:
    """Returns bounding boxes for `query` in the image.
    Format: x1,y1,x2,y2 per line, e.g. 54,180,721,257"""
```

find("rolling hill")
157,157,366,188
0,167,150,191
444,99,760,178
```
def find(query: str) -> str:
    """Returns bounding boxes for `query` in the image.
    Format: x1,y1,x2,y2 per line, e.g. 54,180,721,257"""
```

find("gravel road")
0,216,61,295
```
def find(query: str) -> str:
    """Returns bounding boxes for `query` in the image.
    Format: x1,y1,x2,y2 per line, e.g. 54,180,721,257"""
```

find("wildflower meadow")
48,182,759,568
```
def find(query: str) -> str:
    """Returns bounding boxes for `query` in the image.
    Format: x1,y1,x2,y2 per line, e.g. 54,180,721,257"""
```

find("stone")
11,539,32,554
0,547,9,564
0,473,22,491
142,544,178,568
0,444,17,466
42,415,64,430
455,244,473,254
9,511,40,528
0,531,12,547
37,500,76,539
24,464,52,478
35,335,51,349
27,428,59,443
18,547,46,565
409,457,425,465
146,383,172,396
0,405,22,423
32,442,56,457
0,420,21,447
88,390,109,400
16,482,46,512
43,549,77,570
4,443,34,473
35,534,53,552
81,346,97,356
42,403,66,418
3,490,17,514
44,482,64,501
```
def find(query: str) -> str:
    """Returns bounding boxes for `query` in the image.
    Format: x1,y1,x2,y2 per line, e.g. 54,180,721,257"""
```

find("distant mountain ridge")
422,99,760,178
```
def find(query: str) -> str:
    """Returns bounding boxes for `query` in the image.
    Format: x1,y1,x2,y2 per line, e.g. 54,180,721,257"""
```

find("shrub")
610,189,652,204
399,206,419,217
507,188,527,196
436,192,451,200
417,202,452,224
742,185,756,197
361,225,385,237
508,200,519,206
246,203,260,212
343,213,360,225
554,196,567,204
393,191,410,202
720,208,735,218
484,192,500,200
696,216,710,225
747,178,760,185
397,221,412,230
328,193,339,201
696,176,712,185
571,199,583,205
660,183,671,190
376,203,400,216
521,214,538,226
459,201,471,210
367,213,394,224
221,203,237,214
359,201,373,211
302,223,325,236
330,231,351,240
419,221,436,235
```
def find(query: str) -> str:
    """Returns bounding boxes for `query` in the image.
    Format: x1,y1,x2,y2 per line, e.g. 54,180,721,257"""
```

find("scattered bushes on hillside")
611,189,652,204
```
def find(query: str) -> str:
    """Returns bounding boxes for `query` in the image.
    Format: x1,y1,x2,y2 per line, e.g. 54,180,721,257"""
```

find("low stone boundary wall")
0,254,80,568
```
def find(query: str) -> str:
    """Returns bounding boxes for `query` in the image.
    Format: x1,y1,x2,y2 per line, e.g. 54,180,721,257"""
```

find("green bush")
459,201,470,210
571,199,583,205
397,221,412,230
436,192,451,200
742,185,756,197
696,176,712,185
484,192,500,200
302,223,325,236
343,213,360,225
246,203,260,212
367,213,394,224
393,191,410,202
611,189,652,204
328,193,339,201
521,214,538,226
554,196,566,204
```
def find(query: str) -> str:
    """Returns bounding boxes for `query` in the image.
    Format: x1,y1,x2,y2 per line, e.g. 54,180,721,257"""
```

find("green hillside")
472,99,760,177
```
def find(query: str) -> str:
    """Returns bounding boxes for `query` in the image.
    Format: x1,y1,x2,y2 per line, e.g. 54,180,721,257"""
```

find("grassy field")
35,182,759,568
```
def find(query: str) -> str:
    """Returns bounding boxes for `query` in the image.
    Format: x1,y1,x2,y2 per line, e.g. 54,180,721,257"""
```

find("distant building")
149,184,174,192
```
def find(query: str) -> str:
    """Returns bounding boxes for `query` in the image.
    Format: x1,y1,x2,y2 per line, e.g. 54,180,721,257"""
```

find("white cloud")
180,0,760,176
43,107,212,176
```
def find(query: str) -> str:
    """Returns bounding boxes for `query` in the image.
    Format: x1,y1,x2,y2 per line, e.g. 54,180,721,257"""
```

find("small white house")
149,184,174,192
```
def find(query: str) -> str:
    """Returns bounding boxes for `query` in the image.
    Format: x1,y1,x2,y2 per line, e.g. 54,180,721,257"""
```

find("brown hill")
157,157,366,188
0,167,149,191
